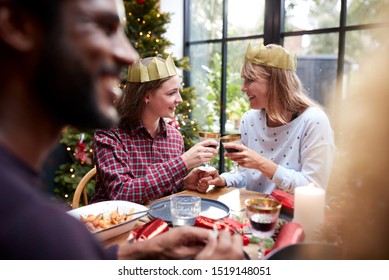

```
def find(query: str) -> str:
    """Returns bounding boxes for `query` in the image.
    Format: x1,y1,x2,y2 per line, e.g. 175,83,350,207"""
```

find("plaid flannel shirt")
90,119,188,205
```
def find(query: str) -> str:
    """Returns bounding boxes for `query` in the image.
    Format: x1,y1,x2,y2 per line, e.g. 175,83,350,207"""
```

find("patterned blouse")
221,107,335,194
90,119,188,205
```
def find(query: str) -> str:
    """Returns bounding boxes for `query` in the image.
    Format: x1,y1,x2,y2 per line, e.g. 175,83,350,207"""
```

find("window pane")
224,39,262,171
347,0,389,26
284,34,339,107
343,28,387,100
189,43,222,131
225,39,262,133
189,0,223,41
227,0,265,37
284,0,340,32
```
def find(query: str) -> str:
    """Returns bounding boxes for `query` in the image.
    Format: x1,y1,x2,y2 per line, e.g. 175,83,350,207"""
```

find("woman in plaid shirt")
91,55,218,205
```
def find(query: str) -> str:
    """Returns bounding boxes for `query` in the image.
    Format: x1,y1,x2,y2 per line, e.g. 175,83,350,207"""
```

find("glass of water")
170,195,201,227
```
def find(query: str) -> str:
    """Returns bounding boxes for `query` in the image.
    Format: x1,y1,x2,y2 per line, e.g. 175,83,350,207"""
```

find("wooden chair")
72,166,96,209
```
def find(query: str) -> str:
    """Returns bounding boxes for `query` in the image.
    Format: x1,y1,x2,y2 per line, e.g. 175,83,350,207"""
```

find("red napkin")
270,189,294,216
127,218,169,243
271,222,304,251
194,216,250,246
194,216,236,234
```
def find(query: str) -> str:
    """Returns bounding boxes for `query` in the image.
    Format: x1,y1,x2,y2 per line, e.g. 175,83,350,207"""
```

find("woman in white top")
201,43,335,194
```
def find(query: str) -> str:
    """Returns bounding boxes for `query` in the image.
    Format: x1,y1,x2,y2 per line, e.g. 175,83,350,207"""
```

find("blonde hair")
241,46,319,124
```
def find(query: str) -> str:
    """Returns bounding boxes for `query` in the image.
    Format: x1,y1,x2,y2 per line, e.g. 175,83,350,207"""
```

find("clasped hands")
184,141,256,192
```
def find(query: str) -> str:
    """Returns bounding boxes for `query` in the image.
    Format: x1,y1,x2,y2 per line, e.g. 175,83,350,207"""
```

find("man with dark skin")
0,0,243,259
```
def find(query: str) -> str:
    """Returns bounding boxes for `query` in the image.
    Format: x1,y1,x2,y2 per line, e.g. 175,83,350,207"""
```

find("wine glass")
198,131,220,170
245,197,281,259
220,133,241,173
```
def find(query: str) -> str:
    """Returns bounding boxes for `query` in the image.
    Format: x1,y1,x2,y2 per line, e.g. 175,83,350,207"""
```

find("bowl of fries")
67,200,148,241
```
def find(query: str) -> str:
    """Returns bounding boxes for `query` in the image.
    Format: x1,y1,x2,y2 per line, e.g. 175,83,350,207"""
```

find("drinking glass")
198,131,220,170
220,133,241,173
245,197,281,259
170,195,201,227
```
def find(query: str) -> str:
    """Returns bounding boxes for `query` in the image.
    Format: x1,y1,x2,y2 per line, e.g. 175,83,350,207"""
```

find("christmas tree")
53,0,199,205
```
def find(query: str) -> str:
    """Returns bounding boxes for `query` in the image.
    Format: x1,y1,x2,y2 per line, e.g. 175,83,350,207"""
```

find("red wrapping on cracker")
271,222,304,251
194,216,250,246
271,189,294,216
127,218,169,243
194,216,236,234
222,217,244,232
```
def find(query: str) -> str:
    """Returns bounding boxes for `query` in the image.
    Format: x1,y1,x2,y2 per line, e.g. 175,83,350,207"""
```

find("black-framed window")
184,0,389,172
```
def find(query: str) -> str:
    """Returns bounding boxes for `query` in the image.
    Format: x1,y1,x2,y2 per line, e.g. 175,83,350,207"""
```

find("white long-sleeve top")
221,107,335,194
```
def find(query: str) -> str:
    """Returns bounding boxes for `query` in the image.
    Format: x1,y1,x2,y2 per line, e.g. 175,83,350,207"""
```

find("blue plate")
148,198,230,223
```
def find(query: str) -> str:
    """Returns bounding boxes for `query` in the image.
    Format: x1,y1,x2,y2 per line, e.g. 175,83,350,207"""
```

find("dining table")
103,186,292,260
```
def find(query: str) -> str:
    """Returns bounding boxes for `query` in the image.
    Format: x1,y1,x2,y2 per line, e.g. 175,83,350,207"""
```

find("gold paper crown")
127,54,177,83
244,43,297,71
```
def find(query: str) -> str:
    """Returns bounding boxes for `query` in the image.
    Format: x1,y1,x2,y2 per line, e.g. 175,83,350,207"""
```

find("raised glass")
220,133,241,173
198,132,221,170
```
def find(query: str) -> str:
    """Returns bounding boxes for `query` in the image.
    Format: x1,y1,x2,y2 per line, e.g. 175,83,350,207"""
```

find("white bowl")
67,200,148,241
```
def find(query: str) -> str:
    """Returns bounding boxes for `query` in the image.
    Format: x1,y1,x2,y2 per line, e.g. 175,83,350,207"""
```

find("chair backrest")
72,167,96,209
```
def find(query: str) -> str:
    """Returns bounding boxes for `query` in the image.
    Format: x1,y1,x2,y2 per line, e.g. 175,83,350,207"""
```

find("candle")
293,183,326,242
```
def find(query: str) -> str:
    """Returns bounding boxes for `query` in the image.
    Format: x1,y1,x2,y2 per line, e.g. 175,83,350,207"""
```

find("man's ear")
0,5,38,52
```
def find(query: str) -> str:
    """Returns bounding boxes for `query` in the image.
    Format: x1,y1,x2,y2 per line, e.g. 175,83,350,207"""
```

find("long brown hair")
116,77,171,128
241,45,319,124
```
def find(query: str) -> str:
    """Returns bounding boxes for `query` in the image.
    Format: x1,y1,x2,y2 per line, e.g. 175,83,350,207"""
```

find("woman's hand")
183,167,217,193
222,143,277,179
198,170,226,188
181,140,219,169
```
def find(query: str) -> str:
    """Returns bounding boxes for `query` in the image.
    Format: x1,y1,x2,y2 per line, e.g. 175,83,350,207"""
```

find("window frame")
183,0,389,172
